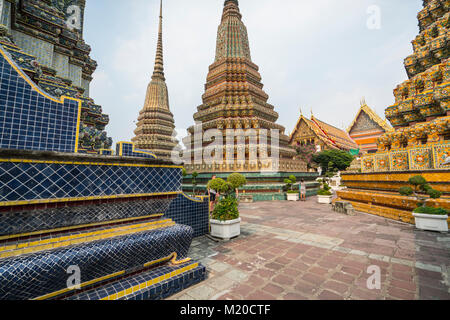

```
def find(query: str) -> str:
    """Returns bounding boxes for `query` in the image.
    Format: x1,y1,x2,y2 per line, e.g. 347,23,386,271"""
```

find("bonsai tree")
317,178,332,196
192,171,199,195
399,175,445,214
284,175,298,194
208,173,247,221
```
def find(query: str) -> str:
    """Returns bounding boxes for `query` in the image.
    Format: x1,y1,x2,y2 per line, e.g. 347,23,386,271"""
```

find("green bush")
227,173,247,190
284,175,297,192
209,173,247,221
413,206,448,216
399,187,414,196
287,190,299,194
318,189,332,196
427,189,442,199
212,196,239,221
408,175,427,190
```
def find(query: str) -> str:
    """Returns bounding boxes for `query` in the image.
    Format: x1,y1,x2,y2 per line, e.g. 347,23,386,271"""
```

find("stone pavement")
169,198,450,300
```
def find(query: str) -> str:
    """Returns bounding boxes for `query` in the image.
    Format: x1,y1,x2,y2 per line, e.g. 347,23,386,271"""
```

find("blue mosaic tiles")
0,197,175,236
0,159,182,203
0,223,194,300
116,142,157,159
0,45,81,153
166,194,210,237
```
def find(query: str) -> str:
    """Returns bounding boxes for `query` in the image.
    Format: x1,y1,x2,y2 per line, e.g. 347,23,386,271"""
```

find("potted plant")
208,173,247,240
399,175,448,232
317,178,333,204
284,175,299,201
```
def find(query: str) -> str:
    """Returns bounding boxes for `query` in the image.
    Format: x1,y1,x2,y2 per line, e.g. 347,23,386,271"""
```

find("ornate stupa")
337,0,450,227
132,0,177,160
184,0,304,174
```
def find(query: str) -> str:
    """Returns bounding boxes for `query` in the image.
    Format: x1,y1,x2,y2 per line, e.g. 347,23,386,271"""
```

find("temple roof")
347,99,393,134
290,114,358,151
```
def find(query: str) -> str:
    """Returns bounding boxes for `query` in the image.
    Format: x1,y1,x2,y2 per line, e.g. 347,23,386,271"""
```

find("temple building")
337,0,450,227
0,0,112,153
131,0,177,160
182,0,317,201
289,112,358,152
347,99,393,154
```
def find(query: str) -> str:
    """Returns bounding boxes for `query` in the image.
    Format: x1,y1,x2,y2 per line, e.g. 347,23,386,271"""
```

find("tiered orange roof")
290,114,358,151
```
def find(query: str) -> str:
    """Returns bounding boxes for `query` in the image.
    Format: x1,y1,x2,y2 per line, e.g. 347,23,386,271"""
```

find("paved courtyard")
169,198,450,300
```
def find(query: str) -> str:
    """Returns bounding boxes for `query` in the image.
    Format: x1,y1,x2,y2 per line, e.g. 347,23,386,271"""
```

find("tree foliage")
313,150,354,174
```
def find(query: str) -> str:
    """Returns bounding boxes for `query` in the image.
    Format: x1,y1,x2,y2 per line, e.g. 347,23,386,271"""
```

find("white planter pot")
413,213,448,232
287,193,299,201
317,195,333,204
210,218,241,240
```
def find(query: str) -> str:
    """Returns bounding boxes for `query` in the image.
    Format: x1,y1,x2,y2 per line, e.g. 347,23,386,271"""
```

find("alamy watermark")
66,5,82,31
67,265,81,290
367,5,381,30
170,122,281,173
367,265,381,290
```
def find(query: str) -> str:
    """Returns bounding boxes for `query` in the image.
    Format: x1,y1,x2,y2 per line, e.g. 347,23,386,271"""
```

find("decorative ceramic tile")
362,156,375,173
390,151,409,171
375,154,390,172
409,147,433,170
433,143,450,169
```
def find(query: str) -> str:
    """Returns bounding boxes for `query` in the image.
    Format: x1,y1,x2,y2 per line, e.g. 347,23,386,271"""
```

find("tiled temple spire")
153,0,165,80
132,0,178,159
184,0,305,173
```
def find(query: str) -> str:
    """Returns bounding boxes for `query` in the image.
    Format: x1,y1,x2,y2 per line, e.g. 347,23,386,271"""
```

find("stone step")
0,216,175,259
64,262,206,300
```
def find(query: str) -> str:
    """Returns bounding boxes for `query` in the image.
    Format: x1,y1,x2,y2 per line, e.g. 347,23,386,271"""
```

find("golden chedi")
184,0,304,174
132,1,177,160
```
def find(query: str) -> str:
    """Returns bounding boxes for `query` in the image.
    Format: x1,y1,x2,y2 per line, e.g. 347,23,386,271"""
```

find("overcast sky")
84,0,422,145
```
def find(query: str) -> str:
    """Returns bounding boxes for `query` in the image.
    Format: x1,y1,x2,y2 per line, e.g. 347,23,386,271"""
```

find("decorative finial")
360,97,366,107
300,107,303,116
224,0,239,6
152,0,164,80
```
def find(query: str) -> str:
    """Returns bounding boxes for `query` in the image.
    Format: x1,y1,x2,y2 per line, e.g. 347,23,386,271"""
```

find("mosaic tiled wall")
117,142,157,159
166,194,209,238
11,31,54,68
81,78,90,98
0,158,182,204
0,0,11,28
0,197,175,236
0,224,193,300
68,63,82,87
52,52,69,79
0,46,81,153
361,142,450,172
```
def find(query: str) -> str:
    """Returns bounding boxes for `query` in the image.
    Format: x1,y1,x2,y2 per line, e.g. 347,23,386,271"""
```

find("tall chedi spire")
132,0,177,159
184,0,304,173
